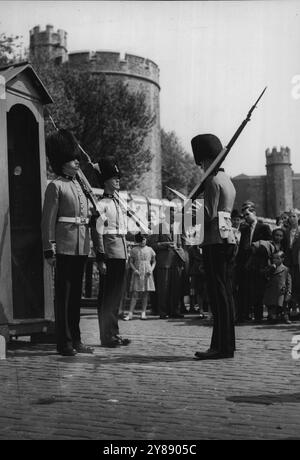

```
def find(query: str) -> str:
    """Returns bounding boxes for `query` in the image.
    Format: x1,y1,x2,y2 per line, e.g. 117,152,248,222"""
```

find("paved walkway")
0,312,300,440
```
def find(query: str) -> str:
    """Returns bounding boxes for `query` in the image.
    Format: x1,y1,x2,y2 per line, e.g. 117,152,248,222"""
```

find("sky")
1,0,300,178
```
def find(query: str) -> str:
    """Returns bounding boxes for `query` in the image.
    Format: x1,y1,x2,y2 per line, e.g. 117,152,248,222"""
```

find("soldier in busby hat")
45,129,81,175
191,134,237,360
41,129,94,356
91,156,131,348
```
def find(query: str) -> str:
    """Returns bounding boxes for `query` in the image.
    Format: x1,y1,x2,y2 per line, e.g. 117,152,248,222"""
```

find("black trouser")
156,263,184,316
203,244,236,356
54,255,87,352
169,263,185,316
97,259,126,344
237,269,266,322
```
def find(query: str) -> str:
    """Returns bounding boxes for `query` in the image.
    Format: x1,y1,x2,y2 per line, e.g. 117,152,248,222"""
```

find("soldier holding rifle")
41,129,94,356
190,88,267,360
90,157,131,348
192,134,236,360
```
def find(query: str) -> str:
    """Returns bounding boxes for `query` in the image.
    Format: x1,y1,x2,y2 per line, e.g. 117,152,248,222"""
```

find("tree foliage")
30,56,155,190
161,129,202,198
62,67,155,189
31,57,81,136
0,33,24,65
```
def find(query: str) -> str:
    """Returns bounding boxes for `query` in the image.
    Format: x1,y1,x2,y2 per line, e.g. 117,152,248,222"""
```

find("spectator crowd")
86,200,300,326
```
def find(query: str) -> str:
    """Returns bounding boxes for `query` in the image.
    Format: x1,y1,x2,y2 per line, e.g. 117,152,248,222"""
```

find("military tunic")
41,175,90,353
91,193,128,345
202,169,236,356
42,176,90,256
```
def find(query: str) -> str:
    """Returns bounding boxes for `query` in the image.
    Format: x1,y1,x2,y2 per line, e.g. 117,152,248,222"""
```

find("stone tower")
265,147,293,218
29,25,68,64
67,51,162,197
29,24,162,197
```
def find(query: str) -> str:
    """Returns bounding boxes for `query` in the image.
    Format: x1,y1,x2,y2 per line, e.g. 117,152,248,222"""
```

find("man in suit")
191,134,237,360
236,202,272,323
91,157,131,347
41,129,94,356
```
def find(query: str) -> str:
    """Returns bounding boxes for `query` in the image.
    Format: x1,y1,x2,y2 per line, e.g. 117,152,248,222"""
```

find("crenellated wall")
29,25,68,64
233,146,295,218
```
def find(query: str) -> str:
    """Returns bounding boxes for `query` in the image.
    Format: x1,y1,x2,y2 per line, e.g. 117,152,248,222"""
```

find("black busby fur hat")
46,129,81,175
97,157,121,187
191,134,223,165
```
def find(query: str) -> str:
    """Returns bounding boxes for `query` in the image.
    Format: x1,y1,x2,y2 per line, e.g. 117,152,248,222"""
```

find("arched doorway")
7,104,44,319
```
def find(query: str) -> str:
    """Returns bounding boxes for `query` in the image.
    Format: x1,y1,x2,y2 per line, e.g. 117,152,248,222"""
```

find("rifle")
45,110,151,234
45,110,100,217
76,143,151,234
188,87,267,202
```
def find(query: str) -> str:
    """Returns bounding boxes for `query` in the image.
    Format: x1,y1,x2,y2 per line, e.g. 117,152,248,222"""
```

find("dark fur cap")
97,157,121,186
191,134,223,165
46,129,81,175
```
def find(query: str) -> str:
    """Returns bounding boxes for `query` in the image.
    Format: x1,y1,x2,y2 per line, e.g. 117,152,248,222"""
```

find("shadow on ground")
253,323,300,332
227,393,300,405
6,341,202,364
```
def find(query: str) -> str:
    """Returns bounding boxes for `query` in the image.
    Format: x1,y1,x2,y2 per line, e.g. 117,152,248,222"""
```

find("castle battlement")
265,146,291,165
68,50,160,86
30,25,67,48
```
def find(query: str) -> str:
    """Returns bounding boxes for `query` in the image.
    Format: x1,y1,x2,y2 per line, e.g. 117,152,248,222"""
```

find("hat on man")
97,157,121,187
46,129,81,175
241,200,256,213
191,134,223,165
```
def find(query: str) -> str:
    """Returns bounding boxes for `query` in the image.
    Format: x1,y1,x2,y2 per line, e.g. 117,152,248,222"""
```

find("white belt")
58,217,89,225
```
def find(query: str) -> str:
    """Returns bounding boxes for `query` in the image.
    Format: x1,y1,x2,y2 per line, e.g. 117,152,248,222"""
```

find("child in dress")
124,233,156,320
263,250,292,323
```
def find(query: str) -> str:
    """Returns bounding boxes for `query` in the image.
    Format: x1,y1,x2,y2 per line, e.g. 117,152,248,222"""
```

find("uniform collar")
103,192,115,199
61,173,76,181
274,264,285,274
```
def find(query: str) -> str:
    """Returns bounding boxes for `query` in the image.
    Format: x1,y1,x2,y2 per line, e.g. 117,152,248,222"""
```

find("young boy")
263,251,292,324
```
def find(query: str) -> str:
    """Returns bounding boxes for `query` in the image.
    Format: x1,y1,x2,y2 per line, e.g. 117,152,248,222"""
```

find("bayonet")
188,87,267,201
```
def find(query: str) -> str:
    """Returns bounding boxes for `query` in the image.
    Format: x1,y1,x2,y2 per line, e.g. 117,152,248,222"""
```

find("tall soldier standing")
41,129,94,356
191,134,236,360
91,157,131,348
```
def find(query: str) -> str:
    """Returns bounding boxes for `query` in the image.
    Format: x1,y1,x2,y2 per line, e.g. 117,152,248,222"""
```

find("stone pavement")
0,312,300,440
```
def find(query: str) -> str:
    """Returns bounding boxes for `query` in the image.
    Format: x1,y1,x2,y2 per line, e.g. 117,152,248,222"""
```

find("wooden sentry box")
0,62,54,340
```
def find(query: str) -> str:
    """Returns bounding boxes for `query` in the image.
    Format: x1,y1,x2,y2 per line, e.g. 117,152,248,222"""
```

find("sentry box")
0,62,54,341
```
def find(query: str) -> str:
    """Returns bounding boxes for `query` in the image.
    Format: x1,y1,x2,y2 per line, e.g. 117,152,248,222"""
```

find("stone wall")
68,51,162,197
232,175,267,216
29,25,68,63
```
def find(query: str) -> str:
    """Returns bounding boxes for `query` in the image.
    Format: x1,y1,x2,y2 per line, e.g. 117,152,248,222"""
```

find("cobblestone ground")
0,312,300,440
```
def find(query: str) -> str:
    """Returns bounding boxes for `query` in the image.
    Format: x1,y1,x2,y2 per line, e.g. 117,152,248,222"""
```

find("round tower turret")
29,25,68,64
265,147,293,218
